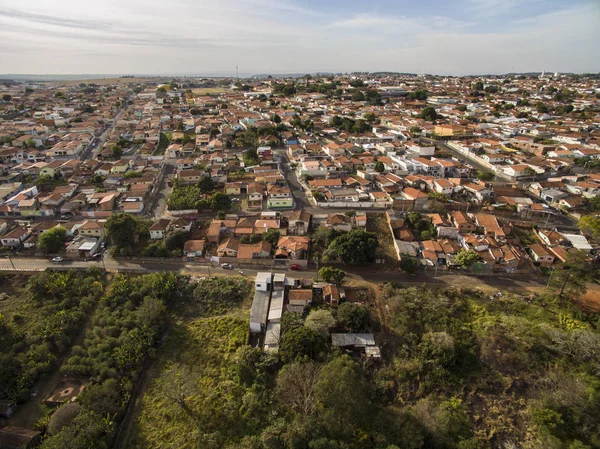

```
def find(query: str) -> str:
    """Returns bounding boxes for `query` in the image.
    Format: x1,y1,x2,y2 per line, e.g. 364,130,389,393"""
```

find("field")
127,276,253,449
191,87,230,96
366,212,398,262
41,77,153,87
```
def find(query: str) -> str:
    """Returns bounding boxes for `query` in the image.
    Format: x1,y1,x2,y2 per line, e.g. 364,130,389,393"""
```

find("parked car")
290,264,302,271
221,263,233,270
51,257,64,263
91,253,102,259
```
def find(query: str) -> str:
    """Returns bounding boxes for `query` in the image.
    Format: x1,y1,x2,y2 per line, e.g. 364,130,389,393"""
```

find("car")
91,252,102,259
221,263,233,270
51,257,64,263
290,264,302,271
231,198,240,202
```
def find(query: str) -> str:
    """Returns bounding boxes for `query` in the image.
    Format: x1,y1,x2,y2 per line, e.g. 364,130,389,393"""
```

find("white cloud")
0,0,598,75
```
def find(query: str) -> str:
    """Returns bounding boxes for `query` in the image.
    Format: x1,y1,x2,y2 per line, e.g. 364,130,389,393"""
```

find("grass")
128,314,249,449
366,212,398,262
191,87,229,96
0,274,36,331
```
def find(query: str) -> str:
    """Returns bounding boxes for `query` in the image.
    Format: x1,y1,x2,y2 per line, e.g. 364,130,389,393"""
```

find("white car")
51,257,64,263
221,263,233,270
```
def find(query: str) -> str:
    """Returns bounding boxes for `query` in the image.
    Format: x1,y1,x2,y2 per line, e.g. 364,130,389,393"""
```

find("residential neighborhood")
0,73,598,276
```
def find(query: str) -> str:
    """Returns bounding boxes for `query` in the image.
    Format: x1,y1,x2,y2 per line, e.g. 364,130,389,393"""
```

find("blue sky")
0,0,598,75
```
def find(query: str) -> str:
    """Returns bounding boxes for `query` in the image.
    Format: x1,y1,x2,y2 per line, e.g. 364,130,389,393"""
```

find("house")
275,236,310,259
283,209,311,236
78,220,105,239
288,289,313,308
217,237,240,257
1,227,30,247
170,217,193,233
66,235,101,258
323,283,345,306
237,241,272,259
529,243,555,266
183,239,206,260
150,219,172,240
450,211,477,233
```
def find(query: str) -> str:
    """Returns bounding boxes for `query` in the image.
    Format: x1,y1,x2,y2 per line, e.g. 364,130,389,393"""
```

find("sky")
1,0,599,76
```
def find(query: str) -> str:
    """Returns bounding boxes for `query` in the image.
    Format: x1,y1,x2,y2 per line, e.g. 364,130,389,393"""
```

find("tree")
276,362,322,416
455,249,480,268
536,102,549,114
82,105,95,113
38,227,67,254
375,161,385,173
165,230,187,252
399,257,420,274
419,107,439,122
279,326,326,364
351,90,366,102
409,89,428,101
549,250,591,299
2,94,11,102
477,171,494,181
271,114,282,124
318,267,345,285
314,356,372,438
578,215,600,239
197,175,214,193
305,310,336,338
325,230,378,264
262,229,280,249
210,192,231,211
336,302,370,332
456,104,467,112
47,403,82,436
111,145,123,159
473,81,484,91
243,148,259,166
105,213,145,250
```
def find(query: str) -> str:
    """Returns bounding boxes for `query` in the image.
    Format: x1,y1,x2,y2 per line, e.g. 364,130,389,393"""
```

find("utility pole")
6,255,15,270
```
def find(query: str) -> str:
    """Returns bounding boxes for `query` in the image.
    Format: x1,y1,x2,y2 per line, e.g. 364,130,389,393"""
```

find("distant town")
0,73,599,274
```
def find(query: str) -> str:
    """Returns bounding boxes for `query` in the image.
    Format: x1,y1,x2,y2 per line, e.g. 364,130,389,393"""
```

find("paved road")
275,149,312,210
0,254,549,294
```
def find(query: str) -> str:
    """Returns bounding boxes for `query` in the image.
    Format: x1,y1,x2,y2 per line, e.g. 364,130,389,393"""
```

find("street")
275,149,312,210
0,254,550,295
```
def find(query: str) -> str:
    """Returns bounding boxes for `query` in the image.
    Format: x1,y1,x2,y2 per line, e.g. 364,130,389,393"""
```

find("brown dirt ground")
576,283,600,312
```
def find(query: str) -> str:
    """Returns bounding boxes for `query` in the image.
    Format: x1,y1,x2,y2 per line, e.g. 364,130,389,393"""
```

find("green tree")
111,145,123,159
210,192,231,211
409,89,428,101
165,230,188,252
2,94,11,102
197,175,214,193
38,227,67,254
325,229,378,264
262,229,281,249
271,114,282,124
536,102,549,113
335,302,370,332
305,309,336,338
314,355,372,438
375,161,385,173
318,267,346,285
105,213,146,250
473,81,484,91
578,215,600,239
351,90,366,102
419,107,439,122
477,171,494,181
399,256,420,274
279,326,326,364
548,250,591,299
455,249,480,268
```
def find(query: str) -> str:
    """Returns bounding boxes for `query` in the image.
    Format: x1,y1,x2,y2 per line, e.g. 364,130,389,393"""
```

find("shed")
249,290,270,334
0,426,41,449
331,333,376,348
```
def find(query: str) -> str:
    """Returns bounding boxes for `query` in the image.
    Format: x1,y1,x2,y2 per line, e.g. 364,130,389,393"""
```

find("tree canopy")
324,229,378,264
38,226,67,254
